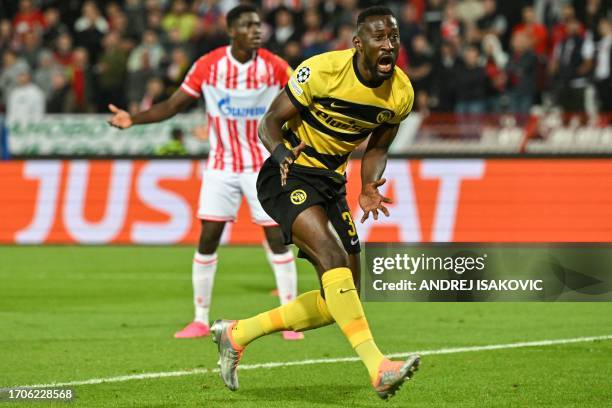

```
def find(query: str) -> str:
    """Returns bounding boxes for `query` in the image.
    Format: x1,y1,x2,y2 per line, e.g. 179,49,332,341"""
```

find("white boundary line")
13,334,612,389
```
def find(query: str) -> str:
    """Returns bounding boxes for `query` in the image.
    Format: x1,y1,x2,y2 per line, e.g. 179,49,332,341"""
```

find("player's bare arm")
258,89,305,186
359,124,399,222
107,88,195,129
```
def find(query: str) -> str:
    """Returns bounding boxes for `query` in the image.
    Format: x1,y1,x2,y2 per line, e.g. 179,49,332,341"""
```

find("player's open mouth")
377,54,394,73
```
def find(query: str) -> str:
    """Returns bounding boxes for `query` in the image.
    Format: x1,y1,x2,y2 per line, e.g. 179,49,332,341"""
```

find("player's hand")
359,178,392,223
280,141,306,187
107,104,133,129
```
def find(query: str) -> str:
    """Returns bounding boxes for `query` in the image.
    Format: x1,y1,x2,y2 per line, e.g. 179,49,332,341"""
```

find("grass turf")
0,246,611,407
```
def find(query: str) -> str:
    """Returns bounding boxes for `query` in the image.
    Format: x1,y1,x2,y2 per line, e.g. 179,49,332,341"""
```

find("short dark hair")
226,4,258,28
356,6,395,29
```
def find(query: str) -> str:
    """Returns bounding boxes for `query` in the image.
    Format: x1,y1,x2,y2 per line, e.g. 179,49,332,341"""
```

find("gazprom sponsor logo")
218,95,266,118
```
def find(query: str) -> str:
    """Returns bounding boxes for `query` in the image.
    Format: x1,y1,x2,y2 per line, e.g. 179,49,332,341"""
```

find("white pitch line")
14,334,612,389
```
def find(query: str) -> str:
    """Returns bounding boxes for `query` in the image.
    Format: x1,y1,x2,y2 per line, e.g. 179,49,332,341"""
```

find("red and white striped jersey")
180,46,291,172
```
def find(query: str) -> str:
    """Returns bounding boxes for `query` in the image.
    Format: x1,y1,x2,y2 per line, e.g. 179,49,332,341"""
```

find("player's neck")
353,54,384,88
230,45,255,64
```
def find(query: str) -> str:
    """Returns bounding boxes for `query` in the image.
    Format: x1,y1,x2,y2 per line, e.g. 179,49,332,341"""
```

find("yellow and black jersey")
284,48,414,180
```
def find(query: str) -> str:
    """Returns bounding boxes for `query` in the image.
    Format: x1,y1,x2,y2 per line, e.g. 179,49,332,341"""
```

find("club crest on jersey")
296,67,311,83
376,110,394,123
290,189,307,205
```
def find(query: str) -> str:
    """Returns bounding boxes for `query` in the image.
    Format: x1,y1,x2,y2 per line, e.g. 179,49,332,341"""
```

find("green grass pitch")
1,246,611,407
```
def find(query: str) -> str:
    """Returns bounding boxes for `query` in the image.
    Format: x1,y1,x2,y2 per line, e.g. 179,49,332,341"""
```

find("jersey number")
342,212,357,237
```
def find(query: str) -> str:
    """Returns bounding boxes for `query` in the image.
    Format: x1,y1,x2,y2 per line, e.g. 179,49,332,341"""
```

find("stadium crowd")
0,0,610,122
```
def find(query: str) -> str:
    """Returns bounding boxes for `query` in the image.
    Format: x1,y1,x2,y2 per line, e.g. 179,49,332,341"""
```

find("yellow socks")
232,290,334,347
231,267,385,381
321,267,385,381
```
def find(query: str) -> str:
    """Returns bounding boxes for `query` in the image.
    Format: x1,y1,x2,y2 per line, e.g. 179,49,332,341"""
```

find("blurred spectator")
146,9,165,37
332,23,353,51
581,0,608,41
109,9,130,39
534,0,570,31
124,0,147,40
476,0,507,39
96,31,128,111
6,66,45,123
42,8,68,48
594,17,612,112
482,34,508,112
0,19,13,53
407,34,434,112
0,49,30,105
140,76,165,110
282,40,302,68
164,26,194,56
164,47,190,95
506,32,537,114
432,41,459,112
323,0,357,30
162,0,198,42
191,19,228,59
440,4,462,44
400,3,424,59
551,5,585,53
127,30,166,111
70,47,94,112
128,30,166,73
192,0,232,22
46,70,74,113
424,0,445,47
156,127,188,156
300,8,330,59
12,0,46,38
19,30,46,69
550,18,595,113
268,6,300,55
74,1,109,34
513,6,548,56
455,46,488,114
74,1,108,61
34,50,57,96
53,32,74,67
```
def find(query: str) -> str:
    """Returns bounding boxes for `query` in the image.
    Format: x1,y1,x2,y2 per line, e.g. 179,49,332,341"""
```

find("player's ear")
227,23,236,40
353,35,361,52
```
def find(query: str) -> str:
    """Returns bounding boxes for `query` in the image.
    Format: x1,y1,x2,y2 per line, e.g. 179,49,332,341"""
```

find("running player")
107,5,303,341
211,6,419,399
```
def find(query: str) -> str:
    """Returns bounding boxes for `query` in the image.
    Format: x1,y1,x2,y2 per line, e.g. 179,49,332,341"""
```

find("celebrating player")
107,5,303,341
211,6,419,400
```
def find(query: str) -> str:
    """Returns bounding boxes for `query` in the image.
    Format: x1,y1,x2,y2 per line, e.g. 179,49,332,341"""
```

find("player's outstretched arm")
359,124,399,223
107,89,195,129
258,89,305,186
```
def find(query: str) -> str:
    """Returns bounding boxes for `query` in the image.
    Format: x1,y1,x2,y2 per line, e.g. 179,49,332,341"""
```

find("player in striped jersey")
107,5,302,341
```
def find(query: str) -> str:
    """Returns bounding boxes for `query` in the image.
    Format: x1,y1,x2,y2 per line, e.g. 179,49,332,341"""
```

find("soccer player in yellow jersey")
211,6,419,399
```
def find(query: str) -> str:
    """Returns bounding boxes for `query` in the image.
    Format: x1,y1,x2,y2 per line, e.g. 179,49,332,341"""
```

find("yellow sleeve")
284,55,327,110
388,78,414,125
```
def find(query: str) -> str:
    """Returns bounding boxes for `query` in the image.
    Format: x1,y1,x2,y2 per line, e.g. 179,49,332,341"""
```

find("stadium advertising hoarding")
4,113,611,157
1,159,611,245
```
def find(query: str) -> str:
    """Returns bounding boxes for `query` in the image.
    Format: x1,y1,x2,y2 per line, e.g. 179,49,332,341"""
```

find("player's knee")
315,242,348,271
263,227,287,253
198,222,224,254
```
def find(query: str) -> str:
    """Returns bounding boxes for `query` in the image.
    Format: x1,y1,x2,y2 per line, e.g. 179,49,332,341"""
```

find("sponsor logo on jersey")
290,189,307,205
218,95,267,118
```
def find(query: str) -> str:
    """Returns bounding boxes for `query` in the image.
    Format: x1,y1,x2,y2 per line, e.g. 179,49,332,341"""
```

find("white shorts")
197,169,276,226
